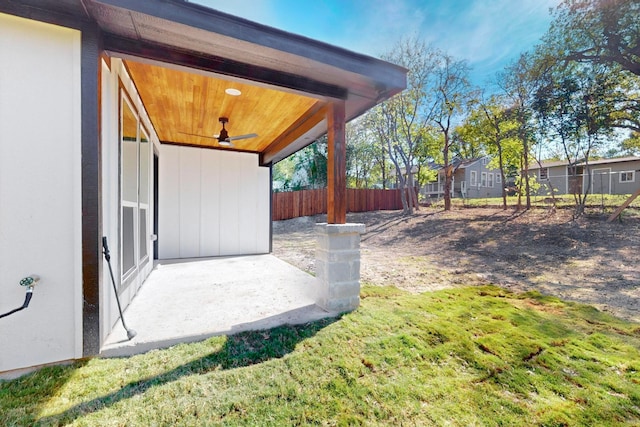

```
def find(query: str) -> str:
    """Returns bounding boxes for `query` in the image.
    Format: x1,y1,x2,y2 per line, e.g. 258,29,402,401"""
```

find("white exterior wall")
159,146,270,258
101,58,160,343
0,14,82,372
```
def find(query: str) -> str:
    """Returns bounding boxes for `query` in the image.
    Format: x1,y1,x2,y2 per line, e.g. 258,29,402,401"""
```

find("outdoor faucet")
0,275,40,319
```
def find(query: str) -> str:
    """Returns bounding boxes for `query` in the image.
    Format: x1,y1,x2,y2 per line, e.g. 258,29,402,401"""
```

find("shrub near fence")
272,188,407,220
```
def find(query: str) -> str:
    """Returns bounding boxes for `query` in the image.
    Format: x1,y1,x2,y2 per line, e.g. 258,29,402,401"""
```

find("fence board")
273,188,407,220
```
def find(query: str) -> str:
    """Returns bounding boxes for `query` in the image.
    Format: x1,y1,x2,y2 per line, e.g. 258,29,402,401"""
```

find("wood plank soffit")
261,102,327,165
103,34,348,100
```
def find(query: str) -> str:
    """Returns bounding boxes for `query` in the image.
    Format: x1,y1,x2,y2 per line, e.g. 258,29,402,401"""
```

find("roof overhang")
12,0,406,164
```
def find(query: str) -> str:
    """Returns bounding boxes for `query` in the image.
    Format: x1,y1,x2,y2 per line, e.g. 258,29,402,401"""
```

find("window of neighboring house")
482,157,489,165
496,173,502,184
620,170,635,183
488,173,494,188
480,172,487,187
470,170,477,186
539,167,548,180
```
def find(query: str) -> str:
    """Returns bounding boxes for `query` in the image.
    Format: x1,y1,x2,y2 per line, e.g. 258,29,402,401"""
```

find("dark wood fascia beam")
95,0,407,85
81,24,103,357
260,102,327,166
103,34,348,100
327,101,346,224
0,0,92,30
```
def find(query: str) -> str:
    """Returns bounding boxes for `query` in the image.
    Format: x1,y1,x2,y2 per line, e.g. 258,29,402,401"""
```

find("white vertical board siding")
238,154,258,253
219,153,241,256
200,150,221,256
158,146,270,259
159,145,182,259
0,14,82,372
179,148,202,258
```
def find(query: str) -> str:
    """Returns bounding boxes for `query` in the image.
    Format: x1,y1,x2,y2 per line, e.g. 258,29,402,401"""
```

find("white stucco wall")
0,14,82,372
159,146,270,258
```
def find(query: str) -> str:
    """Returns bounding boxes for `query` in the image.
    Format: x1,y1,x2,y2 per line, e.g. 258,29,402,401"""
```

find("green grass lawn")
2,286,639,426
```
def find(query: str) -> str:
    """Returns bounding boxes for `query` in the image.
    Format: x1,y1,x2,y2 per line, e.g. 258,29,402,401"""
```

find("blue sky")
193,0,559,87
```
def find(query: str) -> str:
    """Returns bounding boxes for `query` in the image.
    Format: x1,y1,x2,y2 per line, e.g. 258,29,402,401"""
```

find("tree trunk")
498,144,507,210
389,156,409,214
443,136,452,211
407,171,419,211
381,157,388,189
520,123,531,210
398,177,409,213
517,156,523,210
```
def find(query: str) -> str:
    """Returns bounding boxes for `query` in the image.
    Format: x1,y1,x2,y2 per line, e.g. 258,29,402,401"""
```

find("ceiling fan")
214,117,257,147
179,117,258,147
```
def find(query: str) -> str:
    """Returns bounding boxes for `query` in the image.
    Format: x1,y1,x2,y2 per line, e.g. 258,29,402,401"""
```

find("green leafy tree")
367,37,440,214
500,54,539,210
346,119,378,188
532,59,616,214
272,156,296,192
450,128,484,160
414,126,442,188
621,132,640,155
547,0,640,76
543,0,640,153
431,52,473,211
456,94,520,209
287,137,328,190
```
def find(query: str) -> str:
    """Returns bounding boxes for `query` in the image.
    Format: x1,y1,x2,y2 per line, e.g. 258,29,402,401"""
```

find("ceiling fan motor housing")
218,117,229,141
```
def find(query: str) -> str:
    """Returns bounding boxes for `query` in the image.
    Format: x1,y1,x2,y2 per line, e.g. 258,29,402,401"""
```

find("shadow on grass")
32,316,340,425
0,360,89,425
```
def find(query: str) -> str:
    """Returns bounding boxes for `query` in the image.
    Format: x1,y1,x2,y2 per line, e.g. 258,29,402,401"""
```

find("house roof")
585,156,640,166
432,157,486,172
453,158,483,170
9,0,406,165
530,156,640,169
529,160,569,170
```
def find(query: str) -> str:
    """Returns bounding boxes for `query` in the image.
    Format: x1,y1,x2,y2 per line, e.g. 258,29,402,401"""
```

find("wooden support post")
607,188,640,222
327,100,346,224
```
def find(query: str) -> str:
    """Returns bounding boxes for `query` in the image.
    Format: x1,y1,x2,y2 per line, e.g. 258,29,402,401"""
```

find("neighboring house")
0,1,405,375
423,156,503,199
529,156,640,196
391,164,419,189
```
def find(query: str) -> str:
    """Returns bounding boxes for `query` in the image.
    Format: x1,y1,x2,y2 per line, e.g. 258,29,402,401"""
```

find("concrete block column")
315,223,366,312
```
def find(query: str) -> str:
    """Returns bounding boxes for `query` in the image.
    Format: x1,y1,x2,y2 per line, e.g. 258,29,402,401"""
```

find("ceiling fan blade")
227,133,258,141
178,131,234,147
178,131,217,139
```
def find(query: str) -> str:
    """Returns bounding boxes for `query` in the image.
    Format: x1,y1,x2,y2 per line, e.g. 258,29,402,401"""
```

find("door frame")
591,167,612,194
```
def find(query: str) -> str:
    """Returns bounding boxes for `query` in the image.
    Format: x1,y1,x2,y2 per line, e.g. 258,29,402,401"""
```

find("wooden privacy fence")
272,188,408,220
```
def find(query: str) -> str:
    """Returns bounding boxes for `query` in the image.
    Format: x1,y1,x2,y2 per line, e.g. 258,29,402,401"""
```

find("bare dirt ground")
273,207,640,323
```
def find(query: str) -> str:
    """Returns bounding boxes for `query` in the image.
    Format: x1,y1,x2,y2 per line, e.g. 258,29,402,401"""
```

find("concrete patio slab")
101,255,333,358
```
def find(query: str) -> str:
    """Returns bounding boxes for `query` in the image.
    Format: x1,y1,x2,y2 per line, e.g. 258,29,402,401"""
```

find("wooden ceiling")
124,60,325,155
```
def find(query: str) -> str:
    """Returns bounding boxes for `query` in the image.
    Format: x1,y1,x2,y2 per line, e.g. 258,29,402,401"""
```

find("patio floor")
101,255,332,358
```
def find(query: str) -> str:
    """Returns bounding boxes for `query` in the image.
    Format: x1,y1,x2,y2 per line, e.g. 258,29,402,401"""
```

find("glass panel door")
120,92,152,283
139,126,150,264
121,97,138,278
